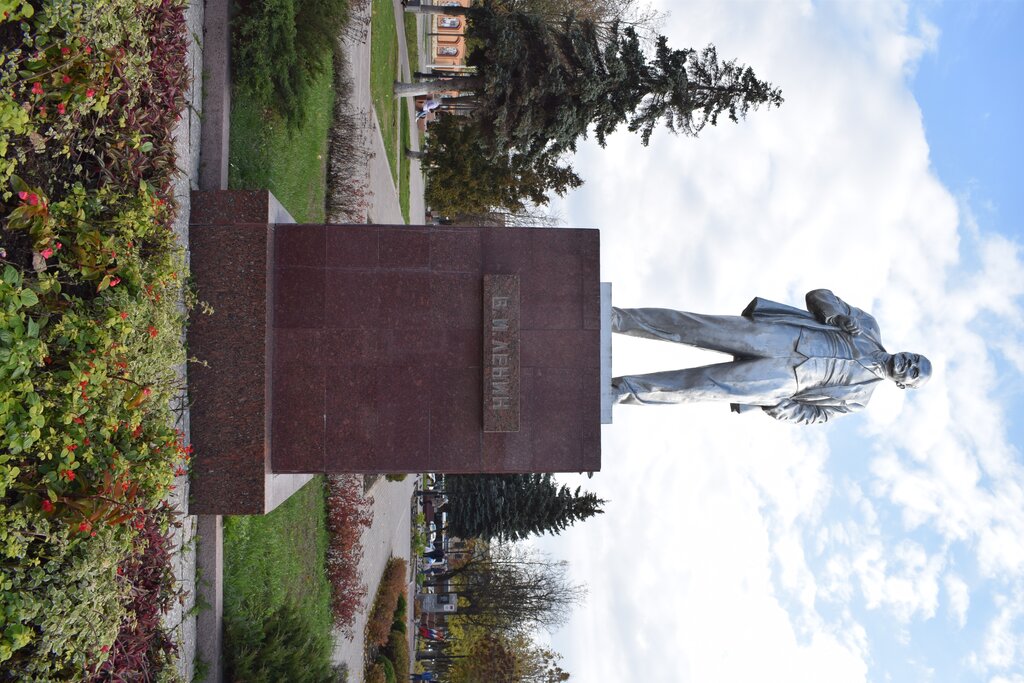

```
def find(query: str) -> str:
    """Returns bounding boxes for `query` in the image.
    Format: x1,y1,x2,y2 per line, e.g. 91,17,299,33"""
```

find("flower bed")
0,0,191,678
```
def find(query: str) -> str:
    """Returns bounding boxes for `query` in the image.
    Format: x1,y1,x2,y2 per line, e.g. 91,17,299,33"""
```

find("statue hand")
832,314,862,336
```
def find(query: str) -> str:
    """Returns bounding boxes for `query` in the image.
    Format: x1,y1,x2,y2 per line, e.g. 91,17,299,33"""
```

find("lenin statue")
611,289,931,424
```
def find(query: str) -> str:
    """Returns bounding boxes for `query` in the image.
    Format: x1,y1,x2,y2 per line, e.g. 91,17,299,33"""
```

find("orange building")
427,0,471,69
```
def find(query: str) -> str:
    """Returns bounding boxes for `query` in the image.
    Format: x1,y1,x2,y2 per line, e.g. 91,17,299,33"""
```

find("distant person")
416,98,442,120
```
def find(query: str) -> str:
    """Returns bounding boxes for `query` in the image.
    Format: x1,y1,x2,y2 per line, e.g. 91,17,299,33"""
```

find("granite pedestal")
188,191,604,514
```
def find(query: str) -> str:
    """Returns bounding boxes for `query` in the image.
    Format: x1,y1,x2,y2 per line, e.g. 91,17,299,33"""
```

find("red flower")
55,242,62,250
57,102,67,114
174,466,187,476
18,191,27,200
38,106,46,117
72,416,84,424
62,75,71,84
86,88,95,98
109,277,121,287
41,500,54,512
142,387,152,397
131,424,143,438
63,468,75,480
31,82,43,95
148,326,158,338
61,47,70,56
65,444,77,453
40,247,53,259
28,193,39,206
85,46,92,54
119,311,128,320
83,437,90,446
78,521,91,533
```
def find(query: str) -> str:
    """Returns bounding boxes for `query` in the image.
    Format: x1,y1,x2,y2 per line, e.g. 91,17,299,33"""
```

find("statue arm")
805,289,881,339
805,289,851,325
762,399,861,424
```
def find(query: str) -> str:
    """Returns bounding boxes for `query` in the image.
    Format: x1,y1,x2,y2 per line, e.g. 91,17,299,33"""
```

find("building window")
439,16,461,29
437,46,459,57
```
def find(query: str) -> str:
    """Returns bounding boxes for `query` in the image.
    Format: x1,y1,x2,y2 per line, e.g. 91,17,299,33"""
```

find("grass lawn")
228,65,334,223
370,0,400,187
400,104,411,222
404,12,419,74
222,478,333,661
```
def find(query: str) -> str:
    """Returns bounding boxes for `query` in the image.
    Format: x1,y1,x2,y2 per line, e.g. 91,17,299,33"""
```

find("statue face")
889,352,931,388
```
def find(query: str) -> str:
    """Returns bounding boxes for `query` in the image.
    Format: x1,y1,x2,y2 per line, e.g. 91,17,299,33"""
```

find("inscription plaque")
483,274,520,432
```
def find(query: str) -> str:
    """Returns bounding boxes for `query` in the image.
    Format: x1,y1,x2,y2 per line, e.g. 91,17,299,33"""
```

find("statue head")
888,352,931,389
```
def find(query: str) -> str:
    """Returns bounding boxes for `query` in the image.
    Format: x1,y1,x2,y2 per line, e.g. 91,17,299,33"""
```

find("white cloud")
945,573,971,628
541,0,1024,680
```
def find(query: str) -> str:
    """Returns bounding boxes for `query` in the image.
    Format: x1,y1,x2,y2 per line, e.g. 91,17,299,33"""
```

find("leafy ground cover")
223,477,335,680
0,0,191,678
326,474,374,636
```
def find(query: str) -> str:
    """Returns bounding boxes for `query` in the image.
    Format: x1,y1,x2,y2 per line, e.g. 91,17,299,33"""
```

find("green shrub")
227,601,336,683
0,517,128,677
385,628,409,679
395,593,407,620
376,654,397,683
232,0,349,126
384,473,407,481
391,619,406,634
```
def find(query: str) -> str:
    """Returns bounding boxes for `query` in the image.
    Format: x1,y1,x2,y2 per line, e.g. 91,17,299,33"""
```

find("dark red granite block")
188,218,270,514
483,228,533,272
521,269,583,329
387,329,446,365
521,329,600,368
377,365,431,471
190,196,603,499
275,224,326,267
324,271,383,329
380,228,430,268
326,225,379,268
273,265,324,329
271,360,325,472
431,273,481,330
431,229,482,272
530,369,584,470
435,328,480,368
324,365,378,470
428,366,481,470
189,190,266,225
322,329,386,364
381,271,434,329
274,329,322,366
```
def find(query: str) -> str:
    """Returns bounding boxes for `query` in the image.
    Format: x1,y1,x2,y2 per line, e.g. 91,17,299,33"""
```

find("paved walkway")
330,477,416,676
343,0,426,225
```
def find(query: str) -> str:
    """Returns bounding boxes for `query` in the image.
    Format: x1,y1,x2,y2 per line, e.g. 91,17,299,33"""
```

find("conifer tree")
396,4,783,158
446,474,605,541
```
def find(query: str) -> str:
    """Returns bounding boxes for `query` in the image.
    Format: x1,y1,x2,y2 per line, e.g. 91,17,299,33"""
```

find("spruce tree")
447,474,605,541
397,4,783,158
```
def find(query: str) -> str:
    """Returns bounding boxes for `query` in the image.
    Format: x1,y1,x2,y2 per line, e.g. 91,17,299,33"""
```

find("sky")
535,1,1024,681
